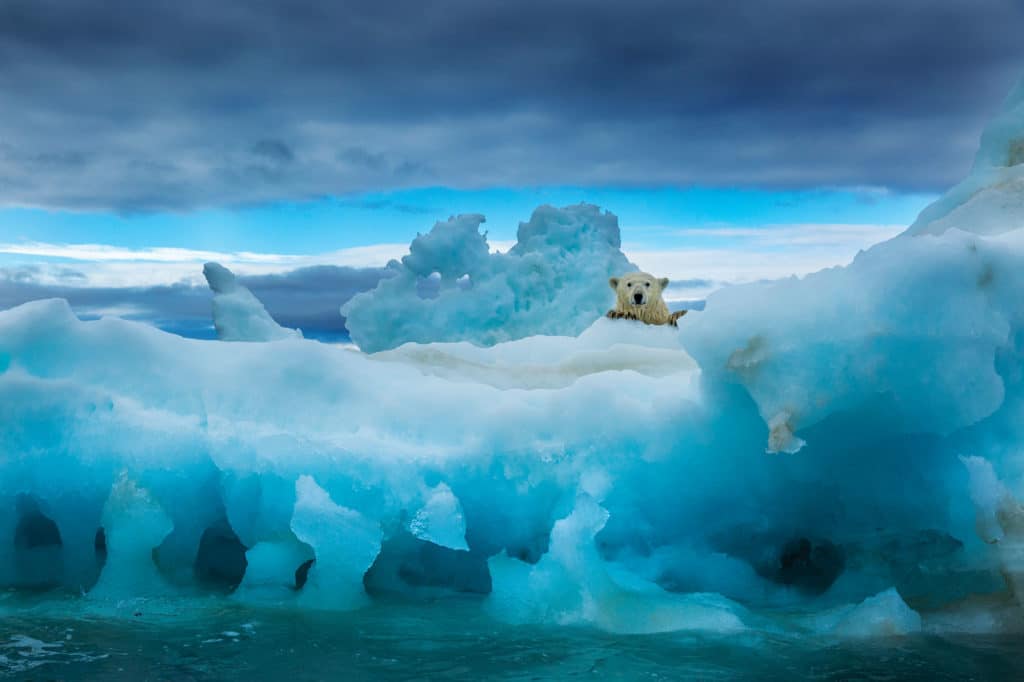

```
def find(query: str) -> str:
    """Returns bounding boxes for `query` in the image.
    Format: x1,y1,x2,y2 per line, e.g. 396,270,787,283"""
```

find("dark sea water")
2,596,1022,681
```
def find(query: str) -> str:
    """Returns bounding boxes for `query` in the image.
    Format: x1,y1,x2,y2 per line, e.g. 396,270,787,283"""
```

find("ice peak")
202,261,301,342
905,75,1024,238
342,203,634,352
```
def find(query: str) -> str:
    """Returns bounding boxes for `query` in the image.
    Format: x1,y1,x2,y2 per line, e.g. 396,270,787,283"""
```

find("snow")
1,76,1024,638
370,318,695,390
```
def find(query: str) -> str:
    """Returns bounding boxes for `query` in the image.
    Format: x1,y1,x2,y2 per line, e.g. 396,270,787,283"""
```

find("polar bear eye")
644,282,650,288
626,282,632,288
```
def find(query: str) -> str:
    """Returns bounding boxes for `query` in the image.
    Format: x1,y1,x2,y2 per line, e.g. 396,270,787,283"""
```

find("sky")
1,0,1023,337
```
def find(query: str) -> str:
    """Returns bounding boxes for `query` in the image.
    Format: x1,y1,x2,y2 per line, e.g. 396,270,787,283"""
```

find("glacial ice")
341,204,634,352
906,77,1024,238
804,588,922,638
409,483,469,551
2,76,1024,638
486,493,749,635
87,474,174,602
203,262,302,342
291,475,382,610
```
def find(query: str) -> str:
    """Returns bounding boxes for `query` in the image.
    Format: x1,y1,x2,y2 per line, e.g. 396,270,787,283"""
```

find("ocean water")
2,595,1022,681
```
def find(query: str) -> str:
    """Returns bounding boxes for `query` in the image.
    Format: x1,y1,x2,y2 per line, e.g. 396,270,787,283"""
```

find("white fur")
608,272,676,325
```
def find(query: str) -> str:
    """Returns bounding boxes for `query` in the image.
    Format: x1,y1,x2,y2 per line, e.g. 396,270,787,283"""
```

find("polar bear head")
609,271,670,310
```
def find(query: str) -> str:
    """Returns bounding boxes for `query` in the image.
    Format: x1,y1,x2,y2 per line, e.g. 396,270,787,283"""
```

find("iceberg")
341,203,634,352
906,78,1024,238
2,76,1024,638
203,262,302,342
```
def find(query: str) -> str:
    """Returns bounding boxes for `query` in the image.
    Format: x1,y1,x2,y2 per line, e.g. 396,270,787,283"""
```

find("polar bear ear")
659,277,669,290
609,277,620,290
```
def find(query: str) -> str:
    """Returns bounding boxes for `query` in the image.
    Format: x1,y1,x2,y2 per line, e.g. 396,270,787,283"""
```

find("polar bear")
607,272,687,327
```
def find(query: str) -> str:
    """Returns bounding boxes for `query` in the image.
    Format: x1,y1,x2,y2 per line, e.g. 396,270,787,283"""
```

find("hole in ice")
507,543,545,564
94,527,107,556
14,508,62,549
774,537,845,594
12,496,63,590
363,531,491,597
295,558,315,590
459,474,560,565
415,271,442,299
193,521,248,591
94,527,108,578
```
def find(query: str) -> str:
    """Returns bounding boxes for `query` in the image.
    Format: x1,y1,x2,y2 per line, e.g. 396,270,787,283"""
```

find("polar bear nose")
633,292,644,304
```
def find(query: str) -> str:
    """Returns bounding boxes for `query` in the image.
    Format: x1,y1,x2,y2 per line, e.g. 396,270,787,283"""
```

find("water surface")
2,596,1022,681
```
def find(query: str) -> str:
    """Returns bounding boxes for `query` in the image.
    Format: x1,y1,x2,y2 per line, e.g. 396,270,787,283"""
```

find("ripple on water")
1,601,1024,680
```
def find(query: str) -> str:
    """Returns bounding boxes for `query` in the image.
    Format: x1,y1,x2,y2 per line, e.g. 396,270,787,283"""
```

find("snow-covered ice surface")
3,78,1024,676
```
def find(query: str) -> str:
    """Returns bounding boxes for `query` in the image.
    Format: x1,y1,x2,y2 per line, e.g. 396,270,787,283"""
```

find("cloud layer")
0,219,900,336
0,263,390,341
1,0,1022,211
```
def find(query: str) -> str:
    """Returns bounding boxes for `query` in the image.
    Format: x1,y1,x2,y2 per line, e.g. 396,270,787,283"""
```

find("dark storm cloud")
237,265,391,337
250,140,295,164
1,0,1022,211
0,265,390,340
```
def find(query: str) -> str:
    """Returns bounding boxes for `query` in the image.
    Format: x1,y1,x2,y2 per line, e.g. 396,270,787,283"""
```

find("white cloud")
0,242,267,263
1,222,901,295
0,241,409,287
666,223,905,247
488,239,517,254
624,222,903,301
0,237,531,288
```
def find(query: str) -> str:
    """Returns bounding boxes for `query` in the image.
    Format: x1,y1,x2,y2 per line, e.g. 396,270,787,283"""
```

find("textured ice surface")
341,204,634,352
87,474,174,602
290,475,381,610
409,483,469,551
487,493,748,634
203,262,301,342
906,78,1024,237
2,77,1024,637
804,588,922,637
